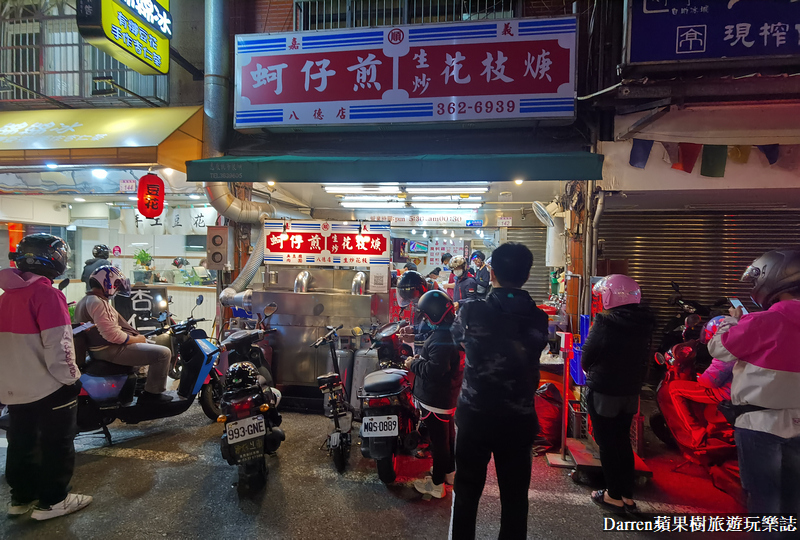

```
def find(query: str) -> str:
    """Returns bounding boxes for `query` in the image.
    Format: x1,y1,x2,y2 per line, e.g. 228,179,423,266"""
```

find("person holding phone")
708,250,800,517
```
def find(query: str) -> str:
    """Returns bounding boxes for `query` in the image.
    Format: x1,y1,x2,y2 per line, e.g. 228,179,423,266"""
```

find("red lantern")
137,174,165,219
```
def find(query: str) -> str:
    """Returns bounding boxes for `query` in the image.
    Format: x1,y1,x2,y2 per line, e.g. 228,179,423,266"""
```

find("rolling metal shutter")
598,211,800,339
506,227,551,304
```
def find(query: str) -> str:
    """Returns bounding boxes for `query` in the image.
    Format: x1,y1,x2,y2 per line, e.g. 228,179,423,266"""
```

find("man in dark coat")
449,242,549,540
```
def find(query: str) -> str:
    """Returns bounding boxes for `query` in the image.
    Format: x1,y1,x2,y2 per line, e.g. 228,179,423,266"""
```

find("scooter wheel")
200,380,223,421
649,412,678,449
376,456,397,484
333,443,348,473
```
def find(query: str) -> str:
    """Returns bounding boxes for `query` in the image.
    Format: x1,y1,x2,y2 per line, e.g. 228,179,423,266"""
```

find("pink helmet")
593,274,642,309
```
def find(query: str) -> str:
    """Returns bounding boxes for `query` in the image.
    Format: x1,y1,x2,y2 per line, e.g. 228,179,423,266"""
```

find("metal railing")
295,0,517,31
0,15,168,104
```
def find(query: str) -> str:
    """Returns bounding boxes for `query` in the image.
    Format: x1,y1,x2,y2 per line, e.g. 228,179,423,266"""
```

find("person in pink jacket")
1,234,92,520
708,250,800,518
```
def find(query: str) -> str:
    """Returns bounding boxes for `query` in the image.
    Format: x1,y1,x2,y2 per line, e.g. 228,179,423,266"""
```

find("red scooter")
650,316,741,502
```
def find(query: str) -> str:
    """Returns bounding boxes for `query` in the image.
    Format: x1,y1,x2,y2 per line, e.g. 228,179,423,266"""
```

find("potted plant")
132,248,153,284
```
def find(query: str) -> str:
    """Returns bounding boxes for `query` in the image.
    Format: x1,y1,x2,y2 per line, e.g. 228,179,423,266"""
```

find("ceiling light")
410,203,482,210
459,237,463,241
163,168,174,175
422,231,427,238
406,187,488,194
74,197,86,202
189,194,201,200
106,202,114,206
340,202,405,209
411,229,416,235
164,201,169,206
68,204,72,209
340,196,402,202
514,178,524,185
128,196,137,201
92,169,108,179
442,229,447,234
324,185,399,194
412,195,483,202
267,180,275,186
45,163,58,169
451,231,455,238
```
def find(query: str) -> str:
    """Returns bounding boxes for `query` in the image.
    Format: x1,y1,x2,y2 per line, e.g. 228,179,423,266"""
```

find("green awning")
185,152,604,183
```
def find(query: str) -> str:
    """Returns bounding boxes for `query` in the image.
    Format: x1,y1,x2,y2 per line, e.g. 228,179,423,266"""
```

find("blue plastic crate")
570,344,587,386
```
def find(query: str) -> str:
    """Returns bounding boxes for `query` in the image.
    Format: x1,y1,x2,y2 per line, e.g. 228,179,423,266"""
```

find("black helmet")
742,250,800,308
172,257,189,268
396,270,428,308
92,244,110,259
418,290,455,326
10,233,70,279
225,362,260,390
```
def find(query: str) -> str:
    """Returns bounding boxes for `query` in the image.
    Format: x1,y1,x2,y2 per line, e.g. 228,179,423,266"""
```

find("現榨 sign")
77,0,171,75
263,221,391,266
626,0,800,65
234,18,576,128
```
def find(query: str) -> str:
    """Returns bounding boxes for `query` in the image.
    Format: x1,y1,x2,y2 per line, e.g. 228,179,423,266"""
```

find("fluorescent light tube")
406,187,488,194
410,203,482,209
340,202,405,209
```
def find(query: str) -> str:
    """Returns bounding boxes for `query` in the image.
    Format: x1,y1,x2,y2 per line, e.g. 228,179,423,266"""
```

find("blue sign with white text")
466,220,483,227
628,0,800,64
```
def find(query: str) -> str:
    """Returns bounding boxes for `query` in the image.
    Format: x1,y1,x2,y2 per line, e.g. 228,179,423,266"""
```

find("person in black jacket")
80,244,111,292
449,242,549,540
470,251,491,298
449,255,478,310
581,274,655,514
405,290,463,499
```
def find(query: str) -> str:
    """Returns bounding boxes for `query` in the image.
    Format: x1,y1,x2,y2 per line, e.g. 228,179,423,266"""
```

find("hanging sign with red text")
137,173,165,219
263,221,391,266
235,17,575,129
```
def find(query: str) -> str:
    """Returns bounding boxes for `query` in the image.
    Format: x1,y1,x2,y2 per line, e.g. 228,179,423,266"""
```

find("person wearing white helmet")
74,265,172,403
708,250,800,518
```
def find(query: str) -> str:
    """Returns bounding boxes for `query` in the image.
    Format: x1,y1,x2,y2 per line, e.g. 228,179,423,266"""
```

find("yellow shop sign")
77,0,171,76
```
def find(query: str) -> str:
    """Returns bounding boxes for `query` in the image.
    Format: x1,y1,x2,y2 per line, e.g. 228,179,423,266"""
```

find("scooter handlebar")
311,324,343,348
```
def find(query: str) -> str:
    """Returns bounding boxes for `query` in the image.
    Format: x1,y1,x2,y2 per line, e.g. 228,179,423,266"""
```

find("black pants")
587,393,635,501
451,411,534,540
5,384,79,506
421,407,455,485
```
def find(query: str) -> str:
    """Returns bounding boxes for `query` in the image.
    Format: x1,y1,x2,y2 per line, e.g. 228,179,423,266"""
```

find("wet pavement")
1,400,747,540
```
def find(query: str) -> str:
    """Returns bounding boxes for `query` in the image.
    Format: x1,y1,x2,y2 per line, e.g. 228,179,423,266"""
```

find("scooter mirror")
158,311,168,323
671,281,680,293
654,352,667,366
263,302,278,317
196,294,204,305
351,327,364,337
58,278,70,291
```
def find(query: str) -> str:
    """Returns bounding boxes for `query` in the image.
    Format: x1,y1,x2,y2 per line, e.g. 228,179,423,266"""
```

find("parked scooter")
49,321,224,444
314,324,353,472
657,281,730,356
218,358,284,492
358,323,420,484
147,295,207,381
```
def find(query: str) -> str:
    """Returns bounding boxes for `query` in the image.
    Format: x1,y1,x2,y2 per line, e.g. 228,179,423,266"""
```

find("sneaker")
137,391,172,404
31,493,92,521
7,499,37,517
445,471,455,486
428,470,455,485
413,476,445,499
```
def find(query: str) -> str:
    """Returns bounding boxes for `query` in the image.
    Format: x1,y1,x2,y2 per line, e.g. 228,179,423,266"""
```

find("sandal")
591,490,626,514
623,501,639,514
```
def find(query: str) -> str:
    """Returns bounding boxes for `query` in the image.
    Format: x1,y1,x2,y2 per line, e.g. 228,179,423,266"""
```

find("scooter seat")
363,370,406,394
84,358,136,377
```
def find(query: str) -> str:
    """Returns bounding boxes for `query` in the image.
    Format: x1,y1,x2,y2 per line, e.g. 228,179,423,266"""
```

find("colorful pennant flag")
775,145,800,172
661,142,680,164
700,145,727,177
728,145,751,164
757,144,780,165
671,143,702,173
629,139,654,169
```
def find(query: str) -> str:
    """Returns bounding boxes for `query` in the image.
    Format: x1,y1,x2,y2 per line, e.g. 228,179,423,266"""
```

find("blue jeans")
735,428,800,515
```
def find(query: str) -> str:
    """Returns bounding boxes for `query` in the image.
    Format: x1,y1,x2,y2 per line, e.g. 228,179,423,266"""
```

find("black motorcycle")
218,356,284,492
358,322,420,484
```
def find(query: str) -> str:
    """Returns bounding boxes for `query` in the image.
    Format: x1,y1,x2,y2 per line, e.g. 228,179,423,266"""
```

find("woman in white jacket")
708,250,800,519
